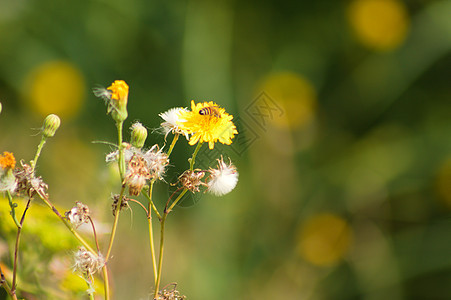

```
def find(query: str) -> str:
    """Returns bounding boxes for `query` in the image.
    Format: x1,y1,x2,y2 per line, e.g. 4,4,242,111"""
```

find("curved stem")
142,190,162,220
6,191,20,228
88,217,100,253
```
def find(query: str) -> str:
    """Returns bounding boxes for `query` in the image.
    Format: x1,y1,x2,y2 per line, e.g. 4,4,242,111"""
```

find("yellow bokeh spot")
436,158,451,208
26,61,86,119
348,0,409,51
297,213,353,266
257,72,316,130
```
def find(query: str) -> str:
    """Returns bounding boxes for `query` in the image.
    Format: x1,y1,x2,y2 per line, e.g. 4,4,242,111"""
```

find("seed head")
65,202,90,228
206,156,238,196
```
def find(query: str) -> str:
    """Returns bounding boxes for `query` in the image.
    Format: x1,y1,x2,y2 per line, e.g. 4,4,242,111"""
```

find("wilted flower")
177,169,206,193
159,107,190,140
73,247,104,276
14,161,48,198
111,194,130,216
0,152,17,193
206,157,238,196
124,154,151,196
65,202,90,228
177,101,237,149
143,145,169,181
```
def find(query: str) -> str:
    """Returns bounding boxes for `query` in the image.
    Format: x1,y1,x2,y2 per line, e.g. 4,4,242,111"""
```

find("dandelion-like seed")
65,202,90,228
177,101,238,149
73,247,105,276
177,170,206,193
206,156,238,196
159,107,190,140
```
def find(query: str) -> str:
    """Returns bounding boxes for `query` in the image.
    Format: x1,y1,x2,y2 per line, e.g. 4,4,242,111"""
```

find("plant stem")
142,191,162,220
37,193,96,254
166,133,179,158
147,180,158,283
116,121,125,181
190,142,203,171
30,136,47,172
102,267,110,300
0,265,17,300
11,199,31,298
153,189,188,299
6,191,20,228
105,185,126,260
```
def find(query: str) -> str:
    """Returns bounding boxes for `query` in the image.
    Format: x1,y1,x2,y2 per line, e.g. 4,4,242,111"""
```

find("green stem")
166,133,179,158
153,189,188,298
190,142,203,171
142,189,162,220
0,265,17,300
30,136,47,172
102,267,110,300
37,193,96,254
11,199,31,297
105,185,126,260
147,180,158,284
116,121,125,181
6,191,20,228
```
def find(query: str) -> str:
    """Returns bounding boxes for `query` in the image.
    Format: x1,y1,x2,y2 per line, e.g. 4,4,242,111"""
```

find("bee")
199,106,221,118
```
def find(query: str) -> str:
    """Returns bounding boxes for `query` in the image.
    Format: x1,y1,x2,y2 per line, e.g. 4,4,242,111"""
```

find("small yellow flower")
177,101,238,149
107,80,129,107
0,152,16,170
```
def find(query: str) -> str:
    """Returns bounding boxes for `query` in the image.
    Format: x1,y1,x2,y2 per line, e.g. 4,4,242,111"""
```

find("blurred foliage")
1,0,451,299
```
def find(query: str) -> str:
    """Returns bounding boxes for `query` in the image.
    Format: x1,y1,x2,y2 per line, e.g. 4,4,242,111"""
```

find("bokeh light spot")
257,72,316,130
26,61,86,119
297,213,353,266
347,0,409,51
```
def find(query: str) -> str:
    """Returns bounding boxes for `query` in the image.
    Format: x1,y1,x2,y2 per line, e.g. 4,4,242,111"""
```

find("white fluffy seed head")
159,107,190,140
206,157,238,196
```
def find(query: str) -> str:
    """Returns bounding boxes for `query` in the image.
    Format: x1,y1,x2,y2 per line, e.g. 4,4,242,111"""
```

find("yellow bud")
107,80,129,122
42,114,61,138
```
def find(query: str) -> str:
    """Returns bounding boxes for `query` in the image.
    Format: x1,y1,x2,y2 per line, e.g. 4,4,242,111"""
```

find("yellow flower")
107,80,129,107
0,152,16,170
177,101,238,149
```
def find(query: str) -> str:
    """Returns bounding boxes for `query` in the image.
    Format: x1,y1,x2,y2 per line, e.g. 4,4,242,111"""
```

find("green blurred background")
1,0,451,299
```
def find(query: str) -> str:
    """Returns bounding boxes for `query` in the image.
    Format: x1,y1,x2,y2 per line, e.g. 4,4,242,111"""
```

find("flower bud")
42,114,61,138
130,122,147,149
107,80,128,123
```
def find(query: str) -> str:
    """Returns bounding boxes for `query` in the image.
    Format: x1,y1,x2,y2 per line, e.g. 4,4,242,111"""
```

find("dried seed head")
73,247,104,276
143,145,169,181
157,283,186,300
124,154,151,196
65,202,90,228
111,194,130,216
14,161,48,198
177,170,206,193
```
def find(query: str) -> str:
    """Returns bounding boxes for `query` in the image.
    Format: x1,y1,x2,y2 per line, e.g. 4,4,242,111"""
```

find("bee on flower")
177,101,238,149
